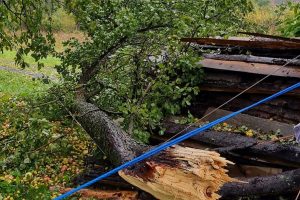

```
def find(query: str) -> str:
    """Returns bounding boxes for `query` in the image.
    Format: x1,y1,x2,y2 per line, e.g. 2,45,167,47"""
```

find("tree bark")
74,100,146,165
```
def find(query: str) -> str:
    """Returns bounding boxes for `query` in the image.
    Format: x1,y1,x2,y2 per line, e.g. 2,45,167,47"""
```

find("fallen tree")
74,100,300,199
74,100,235,200
3,1,298,199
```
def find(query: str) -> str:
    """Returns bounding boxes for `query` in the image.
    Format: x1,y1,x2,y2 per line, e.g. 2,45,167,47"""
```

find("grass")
245,6,278,34
0,70,49,98
0,31,85,78
0,50,60,78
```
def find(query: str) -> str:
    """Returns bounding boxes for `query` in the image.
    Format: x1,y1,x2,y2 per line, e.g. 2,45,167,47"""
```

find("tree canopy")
1,0,253,141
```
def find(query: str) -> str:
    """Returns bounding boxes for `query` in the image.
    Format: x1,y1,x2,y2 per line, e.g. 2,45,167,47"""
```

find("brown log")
189,90,300,124
200,70,300,96
196,46,300,59
203,54,300,66
74,100,147,165
220,168,300,199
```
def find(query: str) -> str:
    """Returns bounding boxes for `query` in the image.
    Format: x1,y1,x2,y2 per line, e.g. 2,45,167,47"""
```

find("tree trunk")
74,100,146,165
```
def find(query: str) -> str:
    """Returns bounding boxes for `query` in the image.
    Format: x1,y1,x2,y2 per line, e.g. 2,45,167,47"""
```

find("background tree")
278,2,300,37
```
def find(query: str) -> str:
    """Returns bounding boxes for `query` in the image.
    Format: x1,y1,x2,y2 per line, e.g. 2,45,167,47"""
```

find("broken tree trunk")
119,145,235,200
73,100,235,200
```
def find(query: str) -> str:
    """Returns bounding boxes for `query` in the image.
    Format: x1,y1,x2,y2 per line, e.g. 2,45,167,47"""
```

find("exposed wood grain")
119,145,235,200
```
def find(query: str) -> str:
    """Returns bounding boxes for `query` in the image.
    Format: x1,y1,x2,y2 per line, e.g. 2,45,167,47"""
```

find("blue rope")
54,82,300,200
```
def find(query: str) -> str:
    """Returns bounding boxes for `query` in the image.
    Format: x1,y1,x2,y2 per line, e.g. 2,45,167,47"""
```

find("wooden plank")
199,59,300,78
200,85,300,97
204,107,294,136
162,121,300,167
56,188,138,199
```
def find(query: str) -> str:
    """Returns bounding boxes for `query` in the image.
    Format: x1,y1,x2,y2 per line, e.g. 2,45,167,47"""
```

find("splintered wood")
119,145,235,200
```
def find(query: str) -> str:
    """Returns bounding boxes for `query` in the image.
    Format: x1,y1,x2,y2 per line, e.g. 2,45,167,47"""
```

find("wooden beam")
237,32,300,44
203,107,294,136
162,121,300,167
199,59,300,78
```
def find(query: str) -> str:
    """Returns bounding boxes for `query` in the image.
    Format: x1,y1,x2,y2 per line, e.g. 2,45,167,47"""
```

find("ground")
0,32,98,199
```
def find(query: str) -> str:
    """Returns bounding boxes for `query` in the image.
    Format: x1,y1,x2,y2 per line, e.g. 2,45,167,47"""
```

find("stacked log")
181,35,300,124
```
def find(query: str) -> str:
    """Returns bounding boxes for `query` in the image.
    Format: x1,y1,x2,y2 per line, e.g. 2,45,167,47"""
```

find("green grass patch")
0,50,60,77
0,70,49,97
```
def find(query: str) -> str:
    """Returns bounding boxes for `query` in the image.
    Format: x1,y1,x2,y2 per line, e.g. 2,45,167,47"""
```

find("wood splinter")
119,145,236,200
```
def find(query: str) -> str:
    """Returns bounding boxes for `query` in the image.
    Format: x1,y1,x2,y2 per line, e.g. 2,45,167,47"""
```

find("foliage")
0,70,49,97
245,6,278,34
0,86,94,199
254,0,270,7
58,0,252,141
50,8,77,32
0,0,58,69
1,0,253,142
278,2,300,37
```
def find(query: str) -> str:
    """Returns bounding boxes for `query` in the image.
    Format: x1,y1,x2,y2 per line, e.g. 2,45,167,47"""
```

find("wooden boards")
199,59,300,78
203,107,295,135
